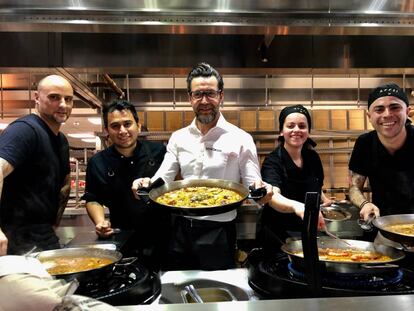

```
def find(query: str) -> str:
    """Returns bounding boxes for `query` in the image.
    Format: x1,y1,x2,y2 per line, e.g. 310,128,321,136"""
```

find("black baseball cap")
367,83,409,108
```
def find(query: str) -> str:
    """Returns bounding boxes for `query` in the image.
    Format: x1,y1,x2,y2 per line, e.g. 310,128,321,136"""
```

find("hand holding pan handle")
248,185,267,201
136,177,165,204
357,213,375,232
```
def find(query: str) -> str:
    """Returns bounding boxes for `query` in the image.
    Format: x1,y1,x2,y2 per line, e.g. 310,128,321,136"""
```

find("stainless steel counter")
117,267,414,311
117,295,414,311
155,269,258,304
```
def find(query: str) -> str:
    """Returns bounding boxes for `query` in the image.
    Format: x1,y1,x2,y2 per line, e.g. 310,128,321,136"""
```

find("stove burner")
247,248,414,299
75,258,161,306
287,263,403,289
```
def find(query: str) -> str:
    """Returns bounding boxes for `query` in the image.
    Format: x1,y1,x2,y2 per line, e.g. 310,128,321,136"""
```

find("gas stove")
75,258,161,306
247,192,414,299
247,248,414,299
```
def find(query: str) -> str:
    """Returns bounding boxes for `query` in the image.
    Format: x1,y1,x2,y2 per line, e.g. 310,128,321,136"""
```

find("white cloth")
0,256,78,311
54,295,121,311
0,255,50,278
152,114,262,221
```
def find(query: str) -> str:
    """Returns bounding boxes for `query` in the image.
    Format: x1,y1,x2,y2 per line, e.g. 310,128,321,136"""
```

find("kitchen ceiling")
2,0,414,35
1,0,414,150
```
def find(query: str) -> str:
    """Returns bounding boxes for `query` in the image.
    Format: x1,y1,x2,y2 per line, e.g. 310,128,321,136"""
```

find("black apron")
167,217,237,271
103,141,158,230
103,142,169,270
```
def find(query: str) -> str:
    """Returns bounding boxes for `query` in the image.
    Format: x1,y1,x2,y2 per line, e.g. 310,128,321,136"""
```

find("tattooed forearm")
349,171,369,208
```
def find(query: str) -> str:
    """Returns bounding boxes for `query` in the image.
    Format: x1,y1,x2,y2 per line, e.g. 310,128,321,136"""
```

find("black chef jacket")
259,145,324,247
83,140,169,269
349,125,414,216
83,140,166,231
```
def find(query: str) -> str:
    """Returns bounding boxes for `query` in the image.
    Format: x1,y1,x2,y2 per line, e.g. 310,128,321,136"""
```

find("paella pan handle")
248,185,267,201
115,257,138,266
357,214,375,232
136,177,165,204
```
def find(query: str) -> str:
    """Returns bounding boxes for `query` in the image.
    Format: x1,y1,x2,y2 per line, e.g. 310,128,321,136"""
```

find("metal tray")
181,287,237,303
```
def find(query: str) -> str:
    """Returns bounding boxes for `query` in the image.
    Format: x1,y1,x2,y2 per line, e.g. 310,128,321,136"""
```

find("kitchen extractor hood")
1,0,414,35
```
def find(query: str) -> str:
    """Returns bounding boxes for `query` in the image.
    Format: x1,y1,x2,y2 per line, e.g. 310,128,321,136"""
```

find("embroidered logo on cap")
379,88,400,96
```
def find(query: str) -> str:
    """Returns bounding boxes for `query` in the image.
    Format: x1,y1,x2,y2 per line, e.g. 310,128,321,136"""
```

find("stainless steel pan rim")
35,247,122,278
147,179,250,216
373,214,414,246
281,236,405,274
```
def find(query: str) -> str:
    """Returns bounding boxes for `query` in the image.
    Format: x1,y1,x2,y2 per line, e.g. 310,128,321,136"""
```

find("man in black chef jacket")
0,75,74,255
349,83,414,221
83,100,168,270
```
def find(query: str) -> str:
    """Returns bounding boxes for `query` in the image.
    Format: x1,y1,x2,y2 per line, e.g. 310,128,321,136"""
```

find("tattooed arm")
349,170,380,221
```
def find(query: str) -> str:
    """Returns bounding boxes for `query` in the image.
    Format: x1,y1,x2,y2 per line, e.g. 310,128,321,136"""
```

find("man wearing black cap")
349,83,414,221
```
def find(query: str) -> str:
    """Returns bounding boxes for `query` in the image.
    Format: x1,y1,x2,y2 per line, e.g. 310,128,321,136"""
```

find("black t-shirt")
0,114,70,228
83,140,166,231
349,125,414,215
260,145,324,235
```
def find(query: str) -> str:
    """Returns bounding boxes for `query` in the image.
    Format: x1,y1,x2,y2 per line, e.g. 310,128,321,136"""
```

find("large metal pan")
139,178,265,216
281,236,405,274
35,247,122,282
373,214,414,246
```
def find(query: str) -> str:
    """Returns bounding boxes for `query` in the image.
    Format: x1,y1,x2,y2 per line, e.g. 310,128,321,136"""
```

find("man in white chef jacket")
132,62,272,270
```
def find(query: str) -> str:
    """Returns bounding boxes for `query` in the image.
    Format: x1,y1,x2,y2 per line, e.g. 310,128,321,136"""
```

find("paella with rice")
155,186,243,208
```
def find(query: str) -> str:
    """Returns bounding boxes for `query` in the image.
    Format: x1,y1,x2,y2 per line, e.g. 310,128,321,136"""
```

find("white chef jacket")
151,113,261,221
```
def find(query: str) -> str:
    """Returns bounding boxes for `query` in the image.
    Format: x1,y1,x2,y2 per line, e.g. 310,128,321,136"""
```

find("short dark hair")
186,62,224,93
102,100,139,128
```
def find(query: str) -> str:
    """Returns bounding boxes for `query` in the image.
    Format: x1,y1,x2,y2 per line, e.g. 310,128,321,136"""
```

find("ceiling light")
214,9,232,13
88,117,102,125
68,133,95,139
68,19,93,24
141,8,161,12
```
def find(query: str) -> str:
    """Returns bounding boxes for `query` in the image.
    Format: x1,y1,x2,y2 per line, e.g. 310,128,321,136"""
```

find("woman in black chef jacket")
258,105,332,250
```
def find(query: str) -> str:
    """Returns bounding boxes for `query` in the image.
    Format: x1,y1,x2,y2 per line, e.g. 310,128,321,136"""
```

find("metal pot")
373,214,414,246
139,178,265,216
321,203,352,222
281,237,405,274
36,247,122,282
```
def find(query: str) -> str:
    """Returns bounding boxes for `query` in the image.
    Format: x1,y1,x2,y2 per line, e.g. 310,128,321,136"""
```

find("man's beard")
195,106,218,124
